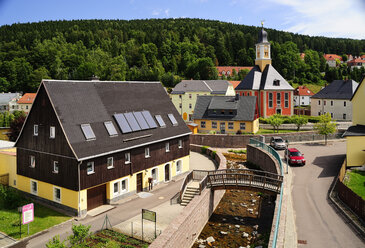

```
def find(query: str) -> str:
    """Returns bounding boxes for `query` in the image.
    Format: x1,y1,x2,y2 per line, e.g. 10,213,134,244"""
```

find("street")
278,141,364,247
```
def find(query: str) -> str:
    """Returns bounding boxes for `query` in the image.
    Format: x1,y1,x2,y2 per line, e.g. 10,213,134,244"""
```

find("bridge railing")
207,168,282,181
249,138,283,248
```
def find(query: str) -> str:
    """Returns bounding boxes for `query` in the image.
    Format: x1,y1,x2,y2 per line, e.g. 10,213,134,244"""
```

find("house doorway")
136,172,143,192
164,164,170,182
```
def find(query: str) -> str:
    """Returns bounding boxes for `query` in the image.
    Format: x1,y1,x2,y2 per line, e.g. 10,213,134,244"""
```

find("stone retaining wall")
149,145,226,248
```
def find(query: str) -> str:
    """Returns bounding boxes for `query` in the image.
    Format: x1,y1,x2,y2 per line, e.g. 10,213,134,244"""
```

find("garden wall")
149,145,226,248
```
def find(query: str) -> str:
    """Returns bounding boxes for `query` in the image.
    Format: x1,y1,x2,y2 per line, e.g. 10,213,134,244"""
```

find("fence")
0,173,9,186
335,180,365,222
249,138,283,248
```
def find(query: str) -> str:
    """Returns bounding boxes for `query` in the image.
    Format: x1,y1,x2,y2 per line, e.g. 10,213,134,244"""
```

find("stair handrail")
178,171,194,202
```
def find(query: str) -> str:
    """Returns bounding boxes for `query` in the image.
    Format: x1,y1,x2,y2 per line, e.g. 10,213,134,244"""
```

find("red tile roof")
347,58,365,64
17,93,36,104
323,54,342,61
216,66,253,76
229,81,241,89
294,86,314,96
361,55,365,59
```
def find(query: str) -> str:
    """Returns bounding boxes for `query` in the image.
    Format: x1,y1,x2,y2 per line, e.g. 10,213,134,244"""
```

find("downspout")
78,161,82,217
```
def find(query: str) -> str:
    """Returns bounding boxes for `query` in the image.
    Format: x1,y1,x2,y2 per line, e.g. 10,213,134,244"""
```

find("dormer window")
221,110,225,115
81,124,96,140
273,80,280,86
229,110,233,115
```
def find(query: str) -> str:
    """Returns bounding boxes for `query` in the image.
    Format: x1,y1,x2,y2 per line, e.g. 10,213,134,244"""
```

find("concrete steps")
181,186,200,206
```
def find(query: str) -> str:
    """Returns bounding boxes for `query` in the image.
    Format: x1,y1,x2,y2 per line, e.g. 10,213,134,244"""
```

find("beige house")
170,80,235,122
17,93,36,113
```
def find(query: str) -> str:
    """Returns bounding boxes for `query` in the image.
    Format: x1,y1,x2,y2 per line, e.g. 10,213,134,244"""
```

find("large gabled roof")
171,80,230,94
19,80,190,161
193,95,257,121
236,64,293,91
311,80,358,100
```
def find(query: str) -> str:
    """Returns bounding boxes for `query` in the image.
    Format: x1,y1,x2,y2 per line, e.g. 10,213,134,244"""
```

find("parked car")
285,148,306,166
270,136,287,150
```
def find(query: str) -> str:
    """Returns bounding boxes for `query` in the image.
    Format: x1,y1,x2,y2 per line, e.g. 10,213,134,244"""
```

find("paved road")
278,141,364,247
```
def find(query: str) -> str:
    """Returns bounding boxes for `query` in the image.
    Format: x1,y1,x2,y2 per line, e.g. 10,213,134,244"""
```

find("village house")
310,79,358,121
235,27,294,118
323,54,342,68
216,66,253,78
170,80,235,122
0,93,22,113
343,76,365,167
15,80,191,216
193,95,259,134
293,86,314,106
347,58,365,70
16,93,36,113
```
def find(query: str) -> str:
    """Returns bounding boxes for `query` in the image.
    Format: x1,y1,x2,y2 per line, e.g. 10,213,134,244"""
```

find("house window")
30,155,35,168
221,110,225,115
53,161,59,173
107,157,114,169
125,152,131,164
331,113,333,118
324,100,326,106
50,126,55,139
176,160,182,174
54,187,61,202
113,182,119,195
179,103,182,108
318,112,321,116
151,168,158,184
189,103,192,109
165,142,170,152
343,113,346,119
240,123,246,130
121,179,128,193
33,125,38,136
344,101,346,107
285,93,289,108
26,105,29,110
318,100,321,105
30,180,37,195
220,122,225,130
228,122,234,129
277,93,281,105
179,95,182,99
268,93,273,108
178,139,183,149
331,101,333,106
189,94,192,99
302,96,304,99
212,121,217,129
201,121,206,128
273,80,280,86
87,162,94,175
145,147,150,158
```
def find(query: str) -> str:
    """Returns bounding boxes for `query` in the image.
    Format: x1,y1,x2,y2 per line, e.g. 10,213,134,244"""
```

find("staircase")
181,185,200,206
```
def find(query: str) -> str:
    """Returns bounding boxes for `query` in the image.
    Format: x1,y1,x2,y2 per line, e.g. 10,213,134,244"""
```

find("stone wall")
149,146,226,248
246,144,280,174
190,131,344,148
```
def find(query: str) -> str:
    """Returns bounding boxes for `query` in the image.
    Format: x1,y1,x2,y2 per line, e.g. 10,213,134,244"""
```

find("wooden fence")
0,173,9,186
335,179,365,222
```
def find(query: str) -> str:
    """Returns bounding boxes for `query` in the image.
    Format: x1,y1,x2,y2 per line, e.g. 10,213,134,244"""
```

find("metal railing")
249,138,284,248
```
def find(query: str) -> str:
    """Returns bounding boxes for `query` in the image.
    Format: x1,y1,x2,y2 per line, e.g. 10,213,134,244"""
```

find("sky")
0,0,364,39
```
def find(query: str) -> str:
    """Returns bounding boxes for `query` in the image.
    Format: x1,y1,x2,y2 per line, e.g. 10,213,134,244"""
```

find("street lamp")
285,139,289,174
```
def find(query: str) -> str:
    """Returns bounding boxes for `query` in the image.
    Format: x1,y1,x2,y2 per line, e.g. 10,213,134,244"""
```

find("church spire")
255,23,271,71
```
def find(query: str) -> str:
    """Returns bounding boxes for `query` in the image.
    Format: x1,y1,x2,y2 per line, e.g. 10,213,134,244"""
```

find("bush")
211,150,216,159
307,116,321,123
259,117,267,124
236,130,242,135
201,146,209,154
0,185,24,209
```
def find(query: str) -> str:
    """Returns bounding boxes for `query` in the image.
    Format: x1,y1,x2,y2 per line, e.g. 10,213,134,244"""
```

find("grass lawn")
344,170,365,200
256,129,299,134
0,201,71,239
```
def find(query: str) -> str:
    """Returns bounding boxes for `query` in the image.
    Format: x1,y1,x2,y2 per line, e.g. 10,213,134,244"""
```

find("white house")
311,80,358,121
293,86,314,106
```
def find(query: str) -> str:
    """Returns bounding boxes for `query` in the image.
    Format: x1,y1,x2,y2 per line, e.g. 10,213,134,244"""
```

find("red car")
285,148,306,166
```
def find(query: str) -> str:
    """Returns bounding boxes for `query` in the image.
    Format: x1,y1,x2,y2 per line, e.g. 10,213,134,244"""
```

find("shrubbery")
0,185,24,209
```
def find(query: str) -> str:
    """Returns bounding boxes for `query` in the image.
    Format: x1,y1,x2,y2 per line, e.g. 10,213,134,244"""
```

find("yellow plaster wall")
346,136,365,167
194,119,259,134
17,175,79,210
352,78,365,125
255,59,271,72
0,148,17,187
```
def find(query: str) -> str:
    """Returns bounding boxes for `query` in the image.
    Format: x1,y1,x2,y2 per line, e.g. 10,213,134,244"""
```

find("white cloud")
269,0,365,39
165,9,170,16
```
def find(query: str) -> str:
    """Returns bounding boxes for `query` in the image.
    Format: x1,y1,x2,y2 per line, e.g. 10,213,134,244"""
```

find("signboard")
22,203,34,225
142,209,156,222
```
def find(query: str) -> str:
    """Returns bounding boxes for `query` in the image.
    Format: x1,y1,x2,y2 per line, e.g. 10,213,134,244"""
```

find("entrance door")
164,164,170,182
136,173,143,192
87,184,106,210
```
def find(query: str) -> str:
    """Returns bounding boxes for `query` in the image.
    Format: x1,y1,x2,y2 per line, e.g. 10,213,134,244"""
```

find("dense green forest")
0,18,364,93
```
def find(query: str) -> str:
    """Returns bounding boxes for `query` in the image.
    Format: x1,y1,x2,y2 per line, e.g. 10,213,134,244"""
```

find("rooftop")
311,80,358,100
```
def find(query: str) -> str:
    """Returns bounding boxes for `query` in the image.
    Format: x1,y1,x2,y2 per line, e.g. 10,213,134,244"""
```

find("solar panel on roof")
133,112,149,130
81,124,96,140
104,121,118,136
124,112,141,131
114,113,132,133
155,115,166,128
142,111,157,128
167,113,178,126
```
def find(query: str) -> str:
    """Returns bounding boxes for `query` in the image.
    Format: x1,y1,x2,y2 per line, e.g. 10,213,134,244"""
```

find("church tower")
255,24,272,71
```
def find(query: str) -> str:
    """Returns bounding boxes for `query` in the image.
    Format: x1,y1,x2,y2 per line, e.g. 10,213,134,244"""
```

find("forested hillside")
0,18,364,92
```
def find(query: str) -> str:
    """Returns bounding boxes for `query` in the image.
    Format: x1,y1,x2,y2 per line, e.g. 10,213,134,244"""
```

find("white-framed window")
178,139,183,149
343,113,346,119
228,122,234,129
220,122,225,130
120,179,128,193
331,113,333,118
277,92,281,105
33,125,38,136
87,162,94,175
344,101,346,107
165,142,170,152
113,182,119,196
324,100,326,106
30,155,35,168
145,147,150,158
285,93,289,108
318,112,321,116
268,93,273,108
189,103,192,109
212,122,217,129
176,160,182,174
318,100,321,105
53,186,61,202
189,94,192,99
107,157,114,169
240,123,246,130
53,161,59,173
125,152,131,164
50,126,55,139
201,121,206,128
331,101,333,106
30,180,38,195
179,103,182,108
151,168,158,184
